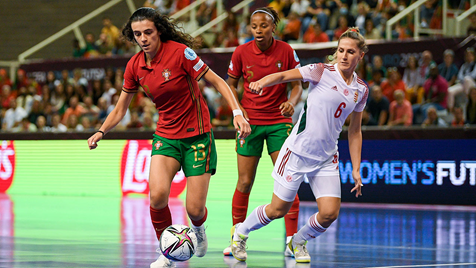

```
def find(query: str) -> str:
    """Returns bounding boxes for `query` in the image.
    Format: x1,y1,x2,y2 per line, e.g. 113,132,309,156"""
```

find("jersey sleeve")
354,86,369,112
298,63,324,83
123,57,139,93
181,47,209,81
290,49,301,69
227,48,242,79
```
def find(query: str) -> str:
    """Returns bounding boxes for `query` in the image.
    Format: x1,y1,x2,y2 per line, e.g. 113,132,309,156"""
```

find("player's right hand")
249,81,263,95
88,132,103,150
234,115,251,139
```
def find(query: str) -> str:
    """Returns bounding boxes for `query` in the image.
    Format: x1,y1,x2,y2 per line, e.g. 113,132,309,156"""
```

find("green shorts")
236,123,293,157
152,132,217,177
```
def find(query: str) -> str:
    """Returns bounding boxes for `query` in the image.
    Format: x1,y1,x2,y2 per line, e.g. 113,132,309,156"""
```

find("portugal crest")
276,60,283,71
162,69,171,81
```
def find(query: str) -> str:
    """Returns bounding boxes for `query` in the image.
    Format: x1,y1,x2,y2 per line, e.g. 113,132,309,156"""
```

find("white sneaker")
223,245,232,256
288,235,311,263
230,223,248,262
150,254,176,268
191,225,208,257
284,236,294,257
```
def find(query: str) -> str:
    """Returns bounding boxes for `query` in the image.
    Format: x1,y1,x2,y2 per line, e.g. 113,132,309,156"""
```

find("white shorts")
272,142,341,202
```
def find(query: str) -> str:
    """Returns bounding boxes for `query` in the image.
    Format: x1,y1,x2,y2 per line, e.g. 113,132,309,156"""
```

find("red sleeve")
227,47,242,79
123,56,139,93
181,47,209,81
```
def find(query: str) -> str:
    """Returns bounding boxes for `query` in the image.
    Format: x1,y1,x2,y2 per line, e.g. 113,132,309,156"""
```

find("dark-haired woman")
223,7,303,257
229,27,368,264
87,7,250,268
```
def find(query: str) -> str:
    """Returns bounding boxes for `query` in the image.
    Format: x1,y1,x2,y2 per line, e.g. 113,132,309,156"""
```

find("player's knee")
267,207,288,220
186,205,205,221
236,178,253,193
149,192,169,209
319,210,339,225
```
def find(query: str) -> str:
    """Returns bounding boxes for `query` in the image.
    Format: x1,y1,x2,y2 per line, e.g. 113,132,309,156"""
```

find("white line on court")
366,263,476,268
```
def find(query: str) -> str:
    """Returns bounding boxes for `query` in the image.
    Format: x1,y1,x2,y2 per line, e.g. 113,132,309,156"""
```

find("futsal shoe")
191,225,208,257
287,235,311,263
150,254,176,268
284,236,294,257
223,245,232,256
230,223,248,262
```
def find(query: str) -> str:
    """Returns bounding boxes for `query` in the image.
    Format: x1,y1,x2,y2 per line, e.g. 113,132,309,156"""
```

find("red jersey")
227,39,301,125
123,41,211,139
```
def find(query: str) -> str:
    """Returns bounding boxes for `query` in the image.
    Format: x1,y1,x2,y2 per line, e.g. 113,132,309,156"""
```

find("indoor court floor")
0,193,475,268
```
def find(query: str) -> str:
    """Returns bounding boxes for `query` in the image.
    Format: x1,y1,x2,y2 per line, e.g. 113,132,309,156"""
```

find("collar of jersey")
334,63,359,88
139,40,167,69
251,38,276,55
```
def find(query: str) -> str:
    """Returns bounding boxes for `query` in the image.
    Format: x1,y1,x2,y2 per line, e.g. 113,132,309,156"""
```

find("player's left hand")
249,81,263,95
350,170,363,198
280,101,295,117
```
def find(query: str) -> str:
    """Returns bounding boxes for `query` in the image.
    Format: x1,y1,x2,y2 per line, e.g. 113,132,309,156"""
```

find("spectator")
72,38,83,58
36,115,50,132
290,0,310,19
422,106,447,127
302,21,329,43
224,29,240,48
354,2,371,33
50,114,67,132
387,89,413,127
96,33,114,56
1,85,15,110
268,0,286,16
97,97,109,125
12,118,37,133
91,79,104,105
81,96,100,123
45,71,57,92
196,0,216,26
2,98,28,131
467,87,476,124
419,50,434,80
368,68,384,88
62,96,85,125
333,15,349,41
100,17,120,50
126,111,143,129
468,13,476,36
16,86,33,114
420,0,437,28
65,114,83,131
80,116,94,132
301,0,330,36
413,63,448,124
367,55,387,81
280,12,302,42
27,99,44,125
403,55,424,104
447,47,476,111
438,49,458,87
223,11,240,33
450,106,465,126
82,32,100,58
0,69,12,88
363,17,381,40
381,67,406,103
140,112,155,131
366,85,389,126
71,68,89,89
143,0,173,14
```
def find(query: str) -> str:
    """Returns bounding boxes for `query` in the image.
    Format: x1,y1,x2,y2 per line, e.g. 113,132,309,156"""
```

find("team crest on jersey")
162,69,171,81
239,138,245,147
343,89,350,96
155,140,163,150
354,91,359,102
286,175,292,182
276,60,283,71
332,86,338,92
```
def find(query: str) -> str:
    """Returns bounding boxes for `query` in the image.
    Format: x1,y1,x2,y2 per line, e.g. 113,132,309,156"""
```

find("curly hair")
328,27,368,64
122,7,198,49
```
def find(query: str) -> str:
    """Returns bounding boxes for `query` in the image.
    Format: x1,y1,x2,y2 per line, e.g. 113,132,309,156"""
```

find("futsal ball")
159,224,197,261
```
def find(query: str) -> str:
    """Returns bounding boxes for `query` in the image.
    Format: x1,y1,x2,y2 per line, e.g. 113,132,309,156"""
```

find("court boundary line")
365,263,476,268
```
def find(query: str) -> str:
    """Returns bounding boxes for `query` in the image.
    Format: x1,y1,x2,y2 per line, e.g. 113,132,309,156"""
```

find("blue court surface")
0,194,475,268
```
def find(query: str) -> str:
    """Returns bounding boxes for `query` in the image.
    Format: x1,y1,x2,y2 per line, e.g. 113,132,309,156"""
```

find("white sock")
191,223,204,229
235,204,271,239
294,213,327,244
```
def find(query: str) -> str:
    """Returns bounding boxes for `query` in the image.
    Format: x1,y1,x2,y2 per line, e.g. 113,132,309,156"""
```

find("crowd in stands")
1,0,475,133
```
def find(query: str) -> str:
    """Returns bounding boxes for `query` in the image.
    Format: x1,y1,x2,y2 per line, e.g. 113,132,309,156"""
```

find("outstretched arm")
249,68,303,95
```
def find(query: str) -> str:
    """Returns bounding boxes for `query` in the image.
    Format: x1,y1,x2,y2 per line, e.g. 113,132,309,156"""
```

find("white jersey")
286,63,369,161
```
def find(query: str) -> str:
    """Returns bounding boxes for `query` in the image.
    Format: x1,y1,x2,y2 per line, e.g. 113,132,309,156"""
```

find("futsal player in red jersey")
87,7,250,268
223,7,303,257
